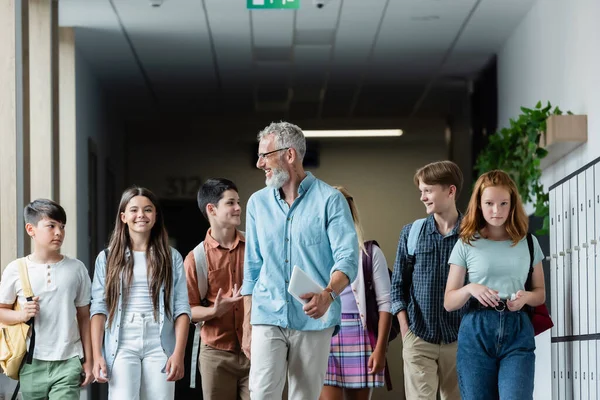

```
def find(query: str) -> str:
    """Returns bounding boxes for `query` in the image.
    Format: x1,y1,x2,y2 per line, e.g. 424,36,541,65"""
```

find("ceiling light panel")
251,10,294,47
303,129,403,138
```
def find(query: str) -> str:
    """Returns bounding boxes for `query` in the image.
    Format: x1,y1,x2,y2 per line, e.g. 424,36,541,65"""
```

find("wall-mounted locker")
585,168,596,335
577,172,588,336
559,341,567,400
564,180,573,337
549,157,600,400
569,177,579,337
553,341,560,400
595,164,600,333
582,341,590,400
556,183,566,337
566,341,574,400
550,188,558,339
590,340,597,400
573,341,580,400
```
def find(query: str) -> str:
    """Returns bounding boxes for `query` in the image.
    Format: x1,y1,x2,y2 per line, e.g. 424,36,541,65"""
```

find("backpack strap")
16,258,35,365
190,241,208,389
362,240,377,291
525,233,534,291
192,242,208,301
407,218,427,257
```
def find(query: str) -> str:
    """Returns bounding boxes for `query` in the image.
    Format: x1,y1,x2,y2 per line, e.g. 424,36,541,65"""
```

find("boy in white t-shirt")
0,199,93,400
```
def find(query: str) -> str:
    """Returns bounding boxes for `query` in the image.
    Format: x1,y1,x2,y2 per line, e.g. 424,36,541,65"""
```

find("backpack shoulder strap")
17,258,33,300
363,241,373,284
525,233,534,291
192,241,208,300
407,218,427,257
363,240,379,284
190,241,208,389
17,258,36,365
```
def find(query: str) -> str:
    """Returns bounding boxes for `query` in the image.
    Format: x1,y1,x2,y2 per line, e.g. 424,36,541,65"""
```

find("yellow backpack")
0,258,35,380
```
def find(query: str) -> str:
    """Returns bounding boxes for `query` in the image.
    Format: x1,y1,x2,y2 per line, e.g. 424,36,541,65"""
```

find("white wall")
498,0,600,398
498,0,600,186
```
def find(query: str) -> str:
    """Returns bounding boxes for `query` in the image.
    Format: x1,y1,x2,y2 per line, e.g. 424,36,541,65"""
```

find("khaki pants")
200,343,250,400
402,330,461,400
249,325,335,400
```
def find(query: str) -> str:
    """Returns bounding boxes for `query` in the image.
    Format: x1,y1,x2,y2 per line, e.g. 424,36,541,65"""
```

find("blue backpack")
402,218,427,299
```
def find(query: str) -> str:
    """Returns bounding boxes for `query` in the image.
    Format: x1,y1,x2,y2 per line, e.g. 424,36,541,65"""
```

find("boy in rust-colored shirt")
184,178,249,400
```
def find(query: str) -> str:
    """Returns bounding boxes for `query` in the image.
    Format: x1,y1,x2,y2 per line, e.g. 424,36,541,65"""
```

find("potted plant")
475,101,571,235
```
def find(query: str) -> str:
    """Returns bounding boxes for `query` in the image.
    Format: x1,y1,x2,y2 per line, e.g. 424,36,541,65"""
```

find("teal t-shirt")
448,235,544,299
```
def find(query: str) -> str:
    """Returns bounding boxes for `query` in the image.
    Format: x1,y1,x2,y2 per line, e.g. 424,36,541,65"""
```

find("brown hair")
413,160,464,198
105,186,173,328
460,170,529,246
333,186,366,255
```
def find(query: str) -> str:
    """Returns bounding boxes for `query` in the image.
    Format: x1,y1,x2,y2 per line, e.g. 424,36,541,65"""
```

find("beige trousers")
402,330,461,400
200,343,250,400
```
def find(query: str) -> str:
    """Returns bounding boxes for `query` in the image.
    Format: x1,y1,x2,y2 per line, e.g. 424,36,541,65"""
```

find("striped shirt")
391,214,463,344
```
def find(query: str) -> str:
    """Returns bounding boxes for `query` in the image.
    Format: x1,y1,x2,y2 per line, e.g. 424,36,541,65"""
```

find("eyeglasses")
257,147,290,160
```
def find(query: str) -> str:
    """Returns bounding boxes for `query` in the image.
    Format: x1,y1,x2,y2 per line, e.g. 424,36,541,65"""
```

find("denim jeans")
457,309,535,400
109,312,174,400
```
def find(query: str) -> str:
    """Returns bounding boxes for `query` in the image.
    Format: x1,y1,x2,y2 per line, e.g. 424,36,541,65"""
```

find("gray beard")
266,167,290,189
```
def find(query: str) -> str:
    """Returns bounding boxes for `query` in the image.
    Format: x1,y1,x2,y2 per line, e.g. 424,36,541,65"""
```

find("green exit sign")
247,0,299,9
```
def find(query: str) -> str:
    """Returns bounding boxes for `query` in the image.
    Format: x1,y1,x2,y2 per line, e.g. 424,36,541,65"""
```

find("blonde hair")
460,170,529,246
333,186,366,255
414,160,464,198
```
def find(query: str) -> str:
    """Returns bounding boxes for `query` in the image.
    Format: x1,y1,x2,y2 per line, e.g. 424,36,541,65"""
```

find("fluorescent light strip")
303,129,403,138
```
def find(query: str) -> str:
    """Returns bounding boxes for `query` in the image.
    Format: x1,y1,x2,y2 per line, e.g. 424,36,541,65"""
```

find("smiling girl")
90,187,191,400
444,170,546,400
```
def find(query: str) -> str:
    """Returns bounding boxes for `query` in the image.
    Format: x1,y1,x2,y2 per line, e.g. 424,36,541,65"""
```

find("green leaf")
475,100,572,232
536,148,549,158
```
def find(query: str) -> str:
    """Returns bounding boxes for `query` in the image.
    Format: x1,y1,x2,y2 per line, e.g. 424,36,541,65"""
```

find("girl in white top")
90,187,191,400
444,170,546,400
320,186,392,400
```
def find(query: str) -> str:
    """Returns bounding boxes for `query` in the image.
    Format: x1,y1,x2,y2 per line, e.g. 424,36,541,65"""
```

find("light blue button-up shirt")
241,172,358,332
90,247,191,377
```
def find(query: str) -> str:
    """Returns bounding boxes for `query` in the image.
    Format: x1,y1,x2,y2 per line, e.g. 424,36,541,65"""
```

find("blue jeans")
457,309,535,400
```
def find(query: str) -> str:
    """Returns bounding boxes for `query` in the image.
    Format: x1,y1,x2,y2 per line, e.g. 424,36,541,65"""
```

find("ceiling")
59,0,536,121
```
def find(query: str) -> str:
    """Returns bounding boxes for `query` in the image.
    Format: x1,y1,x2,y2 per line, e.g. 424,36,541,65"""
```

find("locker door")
550,188,558,338
595,165,600,333
559,342,567,400
556,184,566,338
573,341,581,400
552,342,560,400
586,168,596,335
569,177,579,337
563,180,573,337
577,172,588,336
566,341,574,400
581,341,589,400
590,340,597,400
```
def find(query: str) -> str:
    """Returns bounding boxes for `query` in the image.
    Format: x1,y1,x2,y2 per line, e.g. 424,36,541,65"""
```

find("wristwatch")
324,287,338,302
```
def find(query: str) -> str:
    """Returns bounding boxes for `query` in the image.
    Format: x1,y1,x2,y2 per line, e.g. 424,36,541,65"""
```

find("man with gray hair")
240,122,359,399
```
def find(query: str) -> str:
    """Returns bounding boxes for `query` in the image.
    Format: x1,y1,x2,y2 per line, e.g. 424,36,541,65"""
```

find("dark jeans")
457,309,536,400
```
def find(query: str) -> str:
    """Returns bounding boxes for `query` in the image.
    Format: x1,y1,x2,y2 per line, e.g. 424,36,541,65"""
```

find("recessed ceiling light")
411,15,440,21
303,129,403,138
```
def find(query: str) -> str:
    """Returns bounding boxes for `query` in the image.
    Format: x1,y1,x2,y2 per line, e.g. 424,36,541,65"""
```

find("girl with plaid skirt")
319,187,393,400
